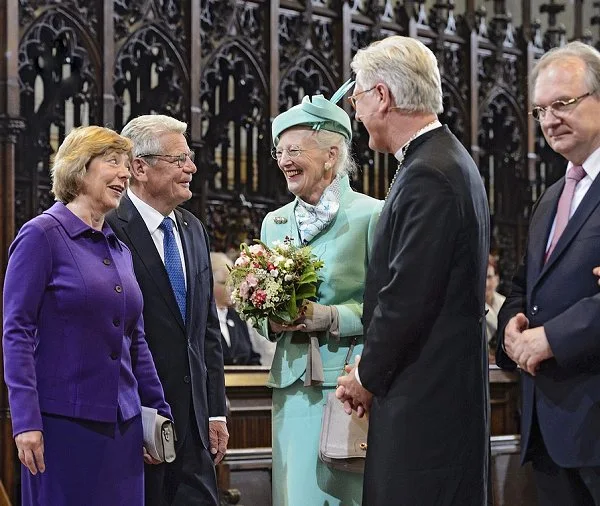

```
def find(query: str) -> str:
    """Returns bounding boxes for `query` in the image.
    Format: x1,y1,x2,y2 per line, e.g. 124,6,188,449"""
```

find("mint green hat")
272,79,355,146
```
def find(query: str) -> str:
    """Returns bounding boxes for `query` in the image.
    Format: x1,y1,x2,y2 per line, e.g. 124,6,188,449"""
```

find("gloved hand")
269,319,305,333
299,301,338,333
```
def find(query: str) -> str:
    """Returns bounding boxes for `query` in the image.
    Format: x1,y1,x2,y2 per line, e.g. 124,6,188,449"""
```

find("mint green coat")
257,175,382,506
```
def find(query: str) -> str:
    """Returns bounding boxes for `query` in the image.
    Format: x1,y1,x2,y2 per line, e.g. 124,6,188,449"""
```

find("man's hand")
593,266,600,285
209,420,229,464
503,312,529,363
504,313,552,375
336,356,373,418
515,326,553,375
15,430,45,475
143,447,162,465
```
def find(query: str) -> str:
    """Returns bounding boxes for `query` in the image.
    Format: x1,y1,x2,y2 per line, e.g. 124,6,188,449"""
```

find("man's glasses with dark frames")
530,92,592,122
138,152,195,168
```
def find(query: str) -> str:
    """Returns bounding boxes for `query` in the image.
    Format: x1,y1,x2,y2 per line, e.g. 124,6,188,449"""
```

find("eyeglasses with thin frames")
138,152,196,168
270,146,320,160
530,92,592,122
347,87,376,110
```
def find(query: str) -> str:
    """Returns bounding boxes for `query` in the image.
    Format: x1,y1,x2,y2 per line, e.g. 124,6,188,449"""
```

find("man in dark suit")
496,42,600,505
336,36,490,505
210,252,261,366
106,114,228,506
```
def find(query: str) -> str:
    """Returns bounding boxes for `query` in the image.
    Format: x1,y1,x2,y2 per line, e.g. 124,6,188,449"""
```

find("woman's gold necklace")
385,121,439,200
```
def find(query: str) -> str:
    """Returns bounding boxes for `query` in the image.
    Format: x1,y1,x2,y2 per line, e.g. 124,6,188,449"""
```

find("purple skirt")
21,413,144,506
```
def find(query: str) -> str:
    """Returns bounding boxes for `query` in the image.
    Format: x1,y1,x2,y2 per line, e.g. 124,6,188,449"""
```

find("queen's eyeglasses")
271,146,308,160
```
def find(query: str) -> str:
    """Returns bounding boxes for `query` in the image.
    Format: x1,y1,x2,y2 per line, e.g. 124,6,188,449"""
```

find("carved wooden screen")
17,5,102,229
0,0,597,500
11,0,581,262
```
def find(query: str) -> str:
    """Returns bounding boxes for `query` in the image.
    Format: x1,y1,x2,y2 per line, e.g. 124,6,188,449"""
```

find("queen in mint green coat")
255,85,382,506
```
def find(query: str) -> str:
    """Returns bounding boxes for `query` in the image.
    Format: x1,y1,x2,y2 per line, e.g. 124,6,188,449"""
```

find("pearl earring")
324,163,331,171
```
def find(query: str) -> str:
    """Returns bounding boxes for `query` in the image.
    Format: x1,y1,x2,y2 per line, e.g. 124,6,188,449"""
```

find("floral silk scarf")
295,174,342,245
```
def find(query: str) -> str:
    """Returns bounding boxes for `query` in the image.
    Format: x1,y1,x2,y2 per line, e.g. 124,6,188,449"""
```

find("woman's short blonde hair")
51,125,133,203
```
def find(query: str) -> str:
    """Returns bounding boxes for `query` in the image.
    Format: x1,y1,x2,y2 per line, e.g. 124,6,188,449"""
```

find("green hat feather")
271,79,355,146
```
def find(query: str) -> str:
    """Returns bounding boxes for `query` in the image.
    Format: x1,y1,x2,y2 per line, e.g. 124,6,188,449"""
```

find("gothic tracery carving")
114,26,189,130
20,0,98,38
200,43,271,198
17,9,99,222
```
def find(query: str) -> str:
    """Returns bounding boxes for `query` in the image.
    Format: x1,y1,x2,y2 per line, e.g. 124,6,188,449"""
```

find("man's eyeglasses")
271,146,311,160
347,87,376,110
530,92,592,122
138,152,195,168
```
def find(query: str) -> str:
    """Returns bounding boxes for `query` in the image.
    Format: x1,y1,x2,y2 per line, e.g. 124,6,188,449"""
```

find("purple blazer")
3,202,171,436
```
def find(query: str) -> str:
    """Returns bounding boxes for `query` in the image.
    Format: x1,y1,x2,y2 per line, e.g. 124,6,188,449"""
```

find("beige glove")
300,302,340,338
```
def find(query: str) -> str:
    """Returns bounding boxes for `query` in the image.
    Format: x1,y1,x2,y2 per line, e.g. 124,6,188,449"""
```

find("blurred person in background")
485,254,506,360
211,251,261,365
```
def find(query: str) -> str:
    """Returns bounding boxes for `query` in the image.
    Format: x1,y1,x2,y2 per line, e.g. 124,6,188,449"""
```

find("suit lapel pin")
183,221,188,226
274,216,287,224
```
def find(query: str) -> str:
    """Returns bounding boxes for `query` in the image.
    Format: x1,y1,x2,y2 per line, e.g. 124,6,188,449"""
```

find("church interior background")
1,0,598,504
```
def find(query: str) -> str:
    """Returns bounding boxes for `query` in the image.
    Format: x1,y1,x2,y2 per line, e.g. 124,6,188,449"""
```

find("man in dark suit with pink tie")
497,41,600,505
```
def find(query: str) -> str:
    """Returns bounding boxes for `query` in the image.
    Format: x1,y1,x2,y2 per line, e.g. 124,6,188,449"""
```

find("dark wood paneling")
490,366,520,436
224,366,272,449
224,365,521,452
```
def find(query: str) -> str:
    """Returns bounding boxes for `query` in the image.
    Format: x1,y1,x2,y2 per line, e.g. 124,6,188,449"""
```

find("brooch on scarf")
273,216,287,224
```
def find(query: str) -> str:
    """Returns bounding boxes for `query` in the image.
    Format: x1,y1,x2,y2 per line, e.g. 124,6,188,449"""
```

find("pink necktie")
545,165,587,262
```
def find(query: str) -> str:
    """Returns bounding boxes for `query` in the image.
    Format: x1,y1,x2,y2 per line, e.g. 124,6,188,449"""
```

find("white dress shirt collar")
127,188,178,232
566,146,600,182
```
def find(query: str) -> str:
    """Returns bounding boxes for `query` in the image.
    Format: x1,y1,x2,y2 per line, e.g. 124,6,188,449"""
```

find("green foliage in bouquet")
227,237,324,324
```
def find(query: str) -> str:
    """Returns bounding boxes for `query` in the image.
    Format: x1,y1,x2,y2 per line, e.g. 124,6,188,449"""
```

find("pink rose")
239,281,250,299
235,255,250,267
249,244,266,256
246,273,258,287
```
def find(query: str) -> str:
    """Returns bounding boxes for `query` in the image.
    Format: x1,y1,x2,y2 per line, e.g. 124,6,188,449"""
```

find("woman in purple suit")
2,126,171,505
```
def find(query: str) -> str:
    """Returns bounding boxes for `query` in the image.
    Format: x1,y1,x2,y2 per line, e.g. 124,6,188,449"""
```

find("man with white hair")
337,36,490,505
107,114,227,506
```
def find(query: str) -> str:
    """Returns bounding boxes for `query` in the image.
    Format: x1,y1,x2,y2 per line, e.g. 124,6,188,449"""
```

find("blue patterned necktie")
159,217,186,321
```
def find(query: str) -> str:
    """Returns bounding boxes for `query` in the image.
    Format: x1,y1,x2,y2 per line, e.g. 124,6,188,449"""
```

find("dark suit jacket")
497,172,600,468
106,196,226,450
220,308,261,365
360,126,490,505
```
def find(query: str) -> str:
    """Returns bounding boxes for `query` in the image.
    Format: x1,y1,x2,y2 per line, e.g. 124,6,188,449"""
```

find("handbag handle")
341,335,359,374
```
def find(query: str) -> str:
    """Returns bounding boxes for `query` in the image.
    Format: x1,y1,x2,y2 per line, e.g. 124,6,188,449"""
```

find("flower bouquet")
227,237,324,324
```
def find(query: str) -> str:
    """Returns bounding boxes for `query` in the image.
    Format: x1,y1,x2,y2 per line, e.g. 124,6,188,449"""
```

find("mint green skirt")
271,380,363,506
